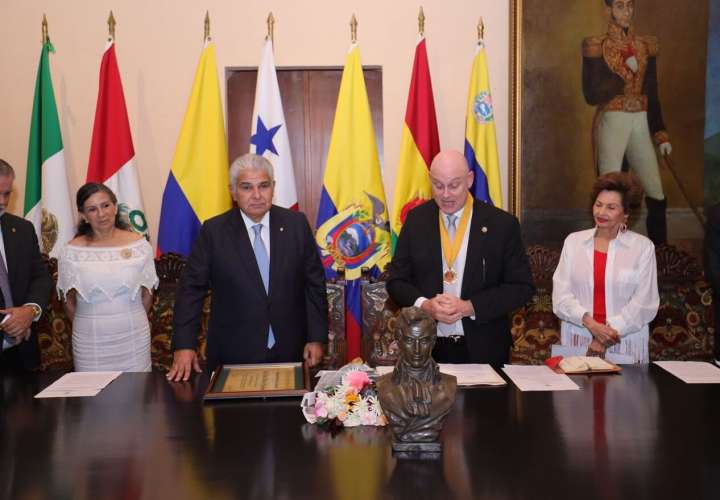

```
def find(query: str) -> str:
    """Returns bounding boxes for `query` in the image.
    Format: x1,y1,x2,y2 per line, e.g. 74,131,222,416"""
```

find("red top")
593,250,608,324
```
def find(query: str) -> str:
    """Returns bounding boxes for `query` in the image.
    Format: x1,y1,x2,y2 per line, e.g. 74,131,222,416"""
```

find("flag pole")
42,14,49,44
266,12,275,44
350,14,357,44
107,11,116,41
418,7,425,37
204,11,211,42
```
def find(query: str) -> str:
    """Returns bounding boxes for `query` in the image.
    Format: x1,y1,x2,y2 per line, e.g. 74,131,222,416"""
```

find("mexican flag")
24,41,75,257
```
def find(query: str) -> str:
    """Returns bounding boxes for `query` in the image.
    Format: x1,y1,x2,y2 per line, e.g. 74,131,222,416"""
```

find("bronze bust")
376,307,457,458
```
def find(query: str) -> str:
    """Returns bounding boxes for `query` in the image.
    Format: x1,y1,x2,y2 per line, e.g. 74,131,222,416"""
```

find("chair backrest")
39,251,348,372
37,255,73,371
356,243,716,365
650,244,714,360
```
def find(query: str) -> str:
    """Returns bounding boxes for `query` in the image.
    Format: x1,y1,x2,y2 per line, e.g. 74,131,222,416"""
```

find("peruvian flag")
250,38,298,210
87,40,147,236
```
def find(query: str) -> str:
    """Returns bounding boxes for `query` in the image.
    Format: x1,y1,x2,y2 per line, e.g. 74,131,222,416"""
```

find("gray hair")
229,153,274,187
0,159,16,178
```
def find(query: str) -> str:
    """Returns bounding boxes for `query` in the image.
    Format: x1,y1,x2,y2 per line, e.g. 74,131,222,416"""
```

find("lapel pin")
11,228,16,233
481,226,488,233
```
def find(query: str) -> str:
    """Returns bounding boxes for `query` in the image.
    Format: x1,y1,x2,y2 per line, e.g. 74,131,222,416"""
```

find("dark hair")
75,182,129,237
0,159,16,178
590,171,644,217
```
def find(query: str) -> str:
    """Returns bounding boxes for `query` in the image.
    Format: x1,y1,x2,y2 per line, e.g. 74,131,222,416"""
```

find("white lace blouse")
57,238,159,302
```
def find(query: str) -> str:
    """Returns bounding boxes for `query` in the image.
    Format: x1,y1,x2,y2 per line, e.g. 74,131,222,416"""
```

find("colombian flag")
157,42,232,256
315,44,390,362
390,37,440,253
465,40,502,207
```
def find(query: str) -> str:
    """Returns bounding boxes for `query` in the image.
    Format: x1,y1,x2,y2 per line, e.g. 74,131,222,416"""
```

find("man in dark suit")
705,202,720,364
0,159,53,373
387,150,534,366
168,153,328,381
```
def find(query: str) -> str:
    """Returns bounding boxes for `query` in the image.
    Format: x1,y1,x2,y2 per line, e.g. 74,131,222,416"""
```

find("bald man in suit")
387,151,534,367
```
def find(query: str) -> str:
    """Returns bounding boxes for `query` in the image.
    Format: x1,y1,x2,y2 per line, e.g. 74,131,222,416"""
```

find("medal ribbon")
439,194,473,273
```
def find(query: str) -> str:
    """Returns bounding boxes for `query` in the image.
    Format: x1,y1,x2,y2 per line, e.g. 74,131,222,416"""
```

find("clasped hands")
582,313,620,357
0,306,36,343
421,293,474,324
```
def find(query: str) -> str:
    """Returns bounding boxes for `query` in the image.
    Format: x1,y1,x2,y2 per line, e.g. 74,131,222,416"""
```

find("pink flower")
345,370,370,392
314,399,328,418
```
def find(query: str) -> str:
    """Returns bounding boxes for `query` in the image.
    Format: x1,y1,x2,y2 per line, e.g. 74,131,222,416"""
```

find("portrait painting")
510,0,714,250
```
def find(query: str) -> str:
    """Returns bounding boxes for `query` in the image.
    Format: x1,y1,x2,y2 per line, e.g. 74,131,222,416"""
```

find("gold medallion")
120,248,133,259
443,269,457,284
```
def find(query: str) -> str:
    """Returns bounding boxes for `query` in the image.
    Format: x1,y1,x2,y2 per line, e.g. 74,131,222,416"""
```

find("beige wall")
0,0,510,246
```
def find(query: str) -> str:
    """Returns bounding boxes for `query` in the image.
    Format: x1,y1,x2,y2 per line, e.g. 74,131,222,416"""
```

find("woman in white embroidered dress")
57,183,158,372
552,172,659,363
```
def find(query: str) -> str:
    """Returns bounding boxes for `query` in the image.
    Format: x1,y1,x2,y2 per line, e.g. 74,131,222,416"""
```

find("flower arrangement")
301,361,387,429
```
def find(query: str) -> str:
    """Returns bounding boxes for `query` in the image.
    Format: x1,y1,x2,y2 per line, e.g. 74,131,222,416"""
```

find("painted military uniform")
582,20,670,243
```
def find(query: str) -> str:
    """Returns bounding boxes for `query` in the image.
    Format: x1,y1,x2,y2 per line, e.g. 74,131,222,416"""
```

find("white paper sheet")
654,361,720,384
35,371,122,398
502,365,580,391
438,364,506,386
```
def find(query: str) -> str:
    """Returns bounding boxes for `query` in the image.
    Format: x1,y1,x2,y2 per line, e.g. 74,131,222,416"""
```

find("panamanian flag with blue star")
250,38,298,210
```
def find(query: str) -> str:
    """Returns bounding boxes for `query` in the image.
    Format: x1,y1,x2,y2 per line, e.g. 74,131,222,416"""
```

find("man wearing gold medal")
387,151,534,366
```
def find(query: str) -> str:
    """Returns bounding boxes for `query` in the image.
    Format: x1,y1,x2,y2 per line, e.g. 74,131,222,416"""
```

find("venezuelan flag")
316,44,390,362
391,36,440,254
158,42,231,256
464,40,502,208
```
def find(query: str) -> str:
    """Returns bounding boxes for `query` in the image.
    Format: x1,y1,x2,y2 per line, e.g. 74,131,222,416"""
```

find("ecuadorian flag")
391,36,440,254
465,40,502,207
315,44,390,362
158,42,232,256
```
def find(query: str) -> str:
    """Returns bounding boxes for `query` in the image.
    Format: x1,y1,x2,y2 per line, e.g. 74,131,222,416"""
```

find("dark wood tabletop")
1,365,719,500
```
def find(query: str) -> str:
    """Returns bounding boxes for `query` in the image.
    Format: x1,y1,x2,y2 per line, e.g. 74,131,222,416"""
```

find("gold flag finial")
418,7,425,36
204,11,211,42
107,11,116,40
266,12,275,44
42,14,49,44
477,16,484,42
350,14,358,44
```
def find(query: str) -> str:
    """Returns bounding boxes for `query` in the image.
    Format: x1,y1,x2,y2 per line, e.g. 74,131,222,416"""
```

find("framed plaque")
204,362,311,400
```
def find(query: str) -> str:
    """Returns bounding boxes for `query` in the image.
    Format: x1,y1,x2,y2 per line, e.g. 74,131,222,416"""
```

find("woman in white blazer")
552,172,659,363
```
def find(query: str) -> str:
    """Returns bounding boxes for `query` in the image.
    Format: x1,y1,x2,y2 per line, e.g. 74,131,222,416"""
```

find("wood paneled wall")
226,67,383,226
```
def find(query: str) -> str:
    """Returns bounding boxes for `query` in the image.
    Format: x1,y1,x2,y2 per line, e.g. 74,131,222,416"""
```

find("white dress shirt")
552,228,659,363
240,210,271,255
415,206,473,337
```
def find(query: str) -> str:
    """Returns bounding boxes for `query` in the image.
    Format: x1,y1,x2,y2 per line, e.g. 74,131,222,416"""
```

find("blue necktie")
252,224,275,349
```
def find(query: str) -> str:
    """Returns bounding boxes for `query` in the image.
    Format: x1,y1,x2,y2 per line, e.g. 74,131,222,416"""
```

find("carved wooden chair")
509,244,562,364
650,244,714,361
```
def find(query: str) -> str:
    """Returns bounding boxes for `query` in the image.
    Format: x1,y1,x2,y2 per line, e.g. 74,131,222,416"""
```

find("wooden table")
1,365,719,499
